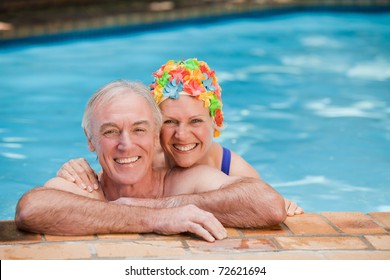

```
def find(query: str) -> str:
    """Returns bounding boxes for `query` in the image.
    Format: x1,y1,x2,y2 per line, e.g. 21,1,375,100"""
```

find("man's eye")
191,119,203,124
103,129,118,135
135,128,147,133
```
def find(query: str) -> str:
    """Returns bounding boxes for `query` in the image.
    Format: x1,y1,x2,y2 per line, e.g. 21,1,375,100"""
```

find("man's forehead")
91,94,154,128
95,93,151,113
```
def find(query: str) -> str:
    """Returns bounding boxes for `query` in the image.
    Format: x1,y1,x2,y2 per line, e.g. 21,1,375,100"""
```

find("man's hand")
57,158,99,192
154,205,227,242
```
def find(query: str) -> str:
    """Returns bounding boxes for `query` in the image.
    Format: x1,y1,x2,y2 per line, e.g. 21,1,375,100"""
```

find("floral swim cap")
150,58,224,137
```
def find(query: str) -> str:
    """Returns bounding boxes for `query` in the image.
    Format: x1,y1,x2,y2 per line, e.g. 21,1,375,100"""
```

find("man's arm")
15,186,153,235
14,178,227,242
170,176,287,228
57,158,303,216
116,166,287,228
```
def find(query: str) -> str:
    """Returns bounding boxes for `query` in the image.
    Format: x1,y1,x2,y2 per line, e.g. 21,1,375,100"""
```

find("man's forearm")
118,178,286,228
171,177,286,227
15,187,156,235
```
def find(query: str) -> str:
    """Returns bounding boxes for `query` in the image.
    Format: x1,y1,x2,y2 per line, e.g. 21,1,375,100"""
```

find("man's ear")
84,129,95,152
154,132,161,149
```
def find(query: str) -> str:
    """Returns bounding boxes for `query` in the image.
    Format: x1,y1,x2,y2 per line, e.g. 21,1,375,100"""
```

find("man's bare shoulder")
44,177,105,201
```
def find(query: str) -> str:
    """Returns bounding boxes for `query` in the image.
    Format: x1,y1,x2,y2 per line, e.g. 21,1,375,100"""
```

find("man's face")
88,93,158,186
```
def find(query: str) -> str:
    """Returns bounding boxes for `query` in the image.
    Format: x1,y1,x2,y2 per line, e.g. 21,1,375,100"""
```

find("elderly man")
15,80,286,242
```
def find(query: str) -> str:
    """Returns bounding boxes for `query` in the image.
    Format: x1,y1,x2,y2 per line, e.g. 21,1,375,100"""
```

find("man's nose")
117,132,133,150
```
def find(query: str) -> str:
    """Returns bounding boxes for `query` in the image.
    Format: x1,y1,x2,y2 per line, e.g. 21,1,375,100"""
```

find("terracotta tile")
142,229,241,240
365,235,390,250
187,238,277,254
283,213,338,235
0,221,42,244
97,233,142,240
44,234,96,242
94,240,186,258
323,251,390,260
322,212,387,234
142,233,190,240
0,243,91,259
275,236,368,250
241,224,289,237
226,227,241,238
369,212,390,229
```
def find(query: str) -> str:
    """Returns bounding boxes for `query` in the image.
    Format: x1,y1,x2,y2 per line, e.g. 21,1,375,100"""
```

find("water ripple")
305,98,385,118
1,152,27,159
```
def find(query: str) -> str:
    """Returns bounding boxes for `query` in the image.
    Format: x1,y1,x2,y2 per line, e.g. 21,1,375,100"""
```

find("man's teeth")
174,144,197,152
115,157,140,164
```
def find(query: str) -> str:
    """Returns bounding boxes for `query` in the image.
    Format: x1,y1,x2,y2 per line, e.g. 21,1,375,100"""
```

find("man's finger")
192,211,227,241
187,222,216,242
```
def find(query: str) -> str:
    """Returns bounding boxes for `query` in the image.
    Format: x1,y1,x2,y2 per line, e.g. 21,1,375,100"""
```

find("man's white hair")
82,80,162,138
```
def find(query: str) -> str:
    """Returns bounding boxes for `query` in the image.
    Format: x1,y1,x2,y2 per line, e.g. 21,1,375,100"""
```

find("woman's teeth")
173,144,197,152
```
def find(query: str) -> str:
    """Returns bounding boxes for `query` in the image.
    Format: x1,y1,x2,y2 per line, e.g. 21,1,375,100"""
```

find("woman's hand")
56,158,99,192
284,198,304,217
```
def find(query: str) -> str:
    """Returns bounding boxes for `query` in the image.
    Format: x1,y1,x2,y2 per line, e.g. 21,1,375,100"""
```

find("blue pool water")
1,11,389,220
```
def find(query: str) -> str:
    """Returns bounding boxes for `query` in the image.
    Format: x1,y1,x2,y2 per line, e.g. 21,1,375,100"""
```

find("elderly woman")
58,58,303,216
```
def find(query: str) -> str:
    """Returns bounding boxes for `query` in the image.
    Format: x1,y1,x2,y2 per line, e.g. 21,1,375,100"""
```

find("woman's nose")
174,124,189,140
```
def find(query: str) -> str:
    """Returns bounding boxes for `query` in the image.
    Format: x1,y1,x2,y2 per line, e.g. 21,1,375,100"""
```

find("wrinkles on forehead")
99,120,152,133
90,93,155,136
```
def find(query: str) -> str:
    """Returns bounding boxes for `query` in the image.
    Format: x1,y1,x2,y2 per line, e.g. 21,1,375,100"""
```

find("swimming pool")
1,11,389,220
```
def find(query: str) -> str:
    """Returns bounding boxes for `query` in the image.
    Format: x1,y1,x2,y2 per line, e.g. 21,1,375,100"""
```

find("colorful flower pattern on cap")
150,58,224,137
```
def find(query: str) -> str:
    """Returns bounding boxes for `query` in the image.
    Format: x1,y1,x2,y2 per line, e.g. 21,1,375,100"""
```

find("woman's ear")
84,129,95,152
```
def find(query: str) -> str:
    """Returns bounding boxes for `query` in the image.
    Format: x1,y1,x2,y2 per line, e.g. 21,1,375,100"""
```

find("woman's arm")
229,151,261,178
230,151,304,216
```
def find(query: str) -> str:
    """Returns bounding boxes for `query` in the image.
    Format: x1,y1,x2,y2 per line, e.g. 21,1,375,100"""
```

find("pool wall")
1,212,390,259
1,0,390,45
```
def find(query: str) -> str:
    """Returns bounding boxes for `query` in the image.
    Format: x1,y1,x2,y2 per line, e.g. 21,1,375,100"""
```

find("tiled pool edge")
1,0,390,44
1,212,389,260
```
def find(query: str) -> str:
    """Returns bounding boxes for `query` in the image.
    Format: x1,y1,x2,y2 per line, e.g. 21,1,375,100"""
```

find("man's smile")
114,156,140,164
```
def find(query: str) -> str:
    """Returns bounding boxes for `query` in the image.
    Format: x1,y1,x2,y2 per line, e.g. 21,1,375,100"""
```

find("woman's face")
159,95,214,168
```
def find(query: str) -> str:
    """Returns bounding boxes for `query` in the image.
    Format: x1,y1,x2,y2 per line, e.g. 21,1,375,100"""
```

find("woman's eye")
164,120,176,125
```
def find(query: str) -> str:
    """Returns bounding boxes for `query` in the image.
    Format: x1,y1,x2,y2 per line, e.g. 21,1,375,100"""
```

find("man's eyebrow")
99,120,151,132
99,122,118,132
